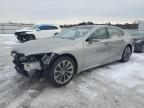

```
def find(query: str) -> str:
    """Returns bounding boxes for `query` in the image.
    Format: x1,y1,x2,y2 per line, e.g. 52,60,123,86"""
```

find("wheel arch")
126,44,133,53
58,53,78,73
28,34,36,39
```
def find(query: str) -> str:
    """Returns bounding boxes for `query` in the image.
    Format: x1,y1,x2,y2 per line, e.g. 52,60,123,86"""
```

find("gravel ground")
0,34,144,108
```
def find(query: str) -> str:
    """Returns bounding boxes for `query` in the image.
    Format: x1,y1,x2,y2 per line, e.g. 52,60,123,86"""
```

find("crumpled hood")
12,38,77,56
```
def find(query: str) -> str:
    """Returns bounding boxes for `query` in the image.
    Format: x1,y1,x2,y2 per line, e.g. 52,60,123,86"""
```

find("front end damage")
15,32,28,42
11,51,58,77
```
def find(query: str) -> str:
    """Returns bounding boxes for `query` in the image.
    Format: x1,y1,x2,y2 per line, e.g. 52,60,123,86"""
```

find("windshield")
54,27,92,40
29,25,39,30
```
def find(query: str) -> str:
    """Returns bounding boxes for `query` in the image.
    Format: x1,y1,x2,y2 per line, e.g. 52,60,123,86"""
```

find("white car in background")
15,24,62,42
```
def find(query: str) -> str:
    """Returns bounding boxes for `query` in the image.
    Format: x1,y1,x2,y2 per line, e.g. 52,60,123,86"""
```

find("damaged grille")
11,51,40,64
11,51,25,63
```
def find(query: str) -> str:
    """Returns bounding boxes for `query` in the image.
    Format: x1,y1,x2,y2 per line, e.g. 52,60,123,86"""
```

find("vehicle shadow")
76,60,121,77
0,72,54,108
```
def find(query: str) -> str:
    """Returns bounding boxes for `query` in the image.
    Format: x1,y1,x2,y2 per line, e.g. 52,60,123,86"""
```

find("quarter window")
88,28,107,40
107,27,125,38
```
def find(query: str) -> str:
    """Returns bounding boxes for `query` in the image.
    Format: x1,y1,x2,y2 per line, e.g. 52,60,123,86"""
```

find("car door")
35,25,57,39
44,26,59,37
106,27,126,60
83,27,112,68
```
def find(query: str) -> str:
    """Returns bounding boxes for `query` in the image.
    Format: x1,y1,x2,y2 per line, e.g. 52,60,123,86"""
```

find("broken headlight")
41,53,55,65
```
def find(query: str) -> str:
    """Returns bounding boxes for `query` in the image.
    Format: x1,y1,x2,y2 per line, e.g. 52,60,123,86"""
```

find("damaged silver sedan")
11,25,133,86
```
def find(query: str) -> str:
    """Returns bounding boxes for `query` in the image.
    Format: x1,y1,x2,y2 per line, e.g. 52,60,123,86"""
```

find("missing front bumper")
15,64,29,77
12,52,59,77
15,61,42,77
23,61,42,72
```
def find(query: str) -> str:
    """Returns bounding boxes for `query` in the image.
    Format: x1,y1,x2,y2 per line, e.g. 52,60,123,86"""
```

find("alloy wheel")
54,60,74,84
123,47,131,61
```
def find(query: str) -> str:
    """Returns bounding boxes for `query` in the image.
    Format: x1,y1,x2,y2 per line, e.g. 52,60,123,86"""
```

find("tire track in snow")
7,79,51,108
0,76,40,108
0,74,51,108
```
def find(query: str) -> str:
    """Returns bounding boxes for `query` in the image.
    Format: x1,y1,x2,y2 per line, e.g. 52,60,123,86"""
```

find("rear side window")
50,26,58,30
107,27,125,38
39,25,58,30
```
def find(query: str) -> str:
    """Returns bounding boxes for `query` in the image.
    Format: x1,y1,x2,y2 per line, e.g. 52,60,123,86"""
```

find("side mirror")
54,33,59,35
86,38,100,44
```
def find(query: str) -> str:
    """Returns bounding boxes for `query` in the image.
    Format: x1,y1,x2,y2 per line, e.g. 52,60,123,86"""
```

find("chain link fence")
0,23,34,34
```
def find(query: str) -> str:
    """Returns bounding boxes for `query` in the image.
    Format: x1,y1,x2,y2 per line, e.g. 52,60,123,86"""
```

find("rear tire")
121,46,132,62
46,56,76,87
141,44,144,53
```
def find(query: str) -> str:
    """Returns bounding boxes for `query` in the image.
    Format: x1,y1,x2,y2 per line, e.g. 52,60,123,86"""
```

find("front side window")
107,27,125,38
88,28,107,40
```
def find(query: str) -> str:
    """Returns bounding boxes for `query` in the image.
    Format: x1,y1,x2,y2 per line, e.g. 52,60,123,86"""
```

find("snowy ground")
0,34,144,108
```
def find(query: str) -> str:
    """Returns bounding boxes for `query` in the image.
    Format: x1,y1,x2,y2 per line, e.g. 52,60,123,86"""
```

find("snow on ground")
0,34,144,108
0,34,19,45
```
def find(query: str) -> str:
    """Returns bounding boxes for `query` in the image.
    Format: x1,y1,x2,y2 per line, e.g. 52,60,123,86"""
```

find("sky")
0,0,144,24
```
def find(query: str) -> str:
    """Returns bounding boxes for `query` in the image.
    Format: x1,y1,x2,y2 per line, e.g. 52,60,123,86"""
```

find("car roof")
37,24,59,27
74,25,118,28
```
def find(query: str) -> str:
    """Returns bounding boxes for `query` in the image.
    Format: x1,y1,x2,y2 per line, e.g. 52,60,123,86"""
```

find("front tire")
47,56,76,87
121,46,132,62
28,34,35,41
17,35,26,42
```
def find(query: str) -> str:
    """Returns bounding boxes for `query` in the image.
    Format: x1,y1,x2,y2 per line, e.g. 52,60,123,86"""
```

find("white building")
0,23,33,34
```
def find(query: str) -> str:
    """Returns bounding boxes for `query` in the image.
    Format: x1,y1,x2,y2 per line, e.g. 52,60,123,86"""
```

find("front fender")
41,53,59,77
48,49,83,73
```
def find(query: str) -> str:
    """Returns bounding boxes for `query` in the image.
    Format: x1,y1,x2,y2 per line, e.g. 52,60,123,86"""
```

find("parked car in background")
11,25,133,86
127,30,144,53
15,24,62,42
